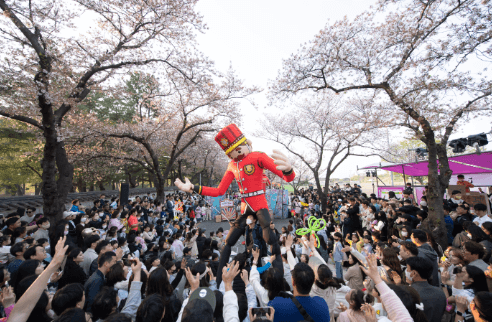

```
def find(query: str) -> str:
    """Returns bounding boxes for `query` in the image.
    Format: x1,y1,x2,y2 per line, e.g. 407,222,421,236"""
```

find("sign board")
447,185,466,197
378,187,405,200
220,199,236,220
464,193,491,215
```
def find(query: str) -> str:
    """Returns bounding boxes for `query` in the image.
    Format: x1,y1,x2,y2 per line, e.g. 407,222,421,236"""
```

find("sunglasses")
26,211,32,214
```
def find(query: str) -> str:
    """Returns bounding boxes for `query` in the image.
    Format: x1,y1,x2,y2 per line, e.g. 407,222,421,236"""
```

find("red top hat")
215,124,247,155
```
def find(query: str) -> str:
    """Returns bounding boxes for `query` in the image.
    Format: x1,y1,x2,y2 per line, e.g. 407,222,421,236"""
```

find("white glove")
271,149,293,172
174,177,194,193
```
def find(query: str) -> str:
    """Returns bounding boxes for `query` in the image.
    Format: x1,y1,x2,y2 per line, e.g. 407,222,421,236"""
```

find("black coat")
57,259,87,289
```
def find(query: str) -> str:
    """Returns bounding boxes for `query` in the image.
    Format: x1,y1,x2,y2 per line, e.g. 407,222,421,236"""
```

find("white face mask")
246,219,253,225
420,201,427,207
93,215,99,221
64,231,69,235
398,255,402,261
401,231,408,237
43,223,50,229
81,217,87,222
102,224,107,229
405,269,412,282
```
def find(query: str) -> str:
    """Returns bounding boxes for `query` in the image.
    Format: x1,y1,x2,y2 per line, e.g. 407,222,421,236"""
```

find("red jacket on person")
196,152,295,213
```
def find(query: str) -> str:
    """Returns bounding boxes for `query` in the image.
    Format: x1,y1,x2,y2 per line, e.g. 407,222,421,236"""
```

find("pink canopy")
363,151,492,176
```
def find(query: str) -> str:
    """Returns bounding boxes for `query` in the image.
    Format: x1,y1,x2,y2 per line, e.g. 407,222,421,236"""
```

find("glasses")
26,211,32,214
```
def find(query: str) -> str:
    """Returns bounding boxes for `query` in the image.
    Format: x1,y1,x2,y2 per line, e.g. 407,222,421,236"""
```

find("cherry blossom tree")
0,0,227,221
270,0,492,245
86,68,255,202
286,155,314,194
260,92,383,212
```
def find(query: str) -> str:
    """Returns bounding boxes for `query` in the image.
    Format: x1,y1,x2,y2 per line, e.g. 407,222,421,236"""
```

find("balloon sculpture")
296,216,326,248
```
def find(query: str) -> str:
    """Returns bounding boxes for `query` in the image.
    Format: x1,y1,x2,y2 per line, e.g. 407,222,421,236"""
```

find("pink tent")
362,151,492,176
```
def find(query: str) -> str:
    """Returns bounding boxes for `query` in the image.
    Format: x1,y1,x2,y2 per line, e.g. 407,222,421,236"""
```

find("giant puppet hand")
271,149,292,173
174,177,194,193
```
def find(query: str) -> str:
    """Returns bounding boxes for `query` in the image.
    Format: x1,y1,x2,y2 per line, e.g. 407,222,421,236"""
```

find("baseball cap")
63,211,78,219
182,288,216,322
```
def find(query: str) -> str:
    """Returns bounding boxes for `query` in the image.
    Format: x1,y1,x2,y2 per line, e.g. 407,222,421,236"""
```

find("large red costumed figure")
175,124,295,284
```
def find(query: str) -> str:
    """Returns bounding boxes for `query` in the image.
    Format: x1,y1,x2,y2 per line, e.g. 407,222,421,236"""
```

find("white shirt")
473,215,492,227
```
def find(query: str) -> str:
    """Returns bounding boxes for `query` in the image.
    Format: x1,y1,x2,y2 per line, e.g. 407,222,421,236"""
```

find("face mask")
102,224,107,229
420,201,427,207
405,269,412,282
246,219,253,225
94,216,99,220
180,237,185,241
43,223,50,229
398,255,402,261
401,231,408,237
45,245,50,250
81,218,87,222
64,231,69,235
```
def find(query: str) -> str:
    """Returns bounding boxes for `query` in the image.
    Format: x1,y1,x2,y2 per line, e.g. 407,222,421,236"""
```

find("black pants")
216,207,283,286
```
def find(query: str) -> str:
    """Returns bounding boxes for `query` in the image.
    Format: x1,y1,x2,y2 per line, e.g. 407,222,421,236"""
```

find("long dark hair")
263,267,286,300
422,229,442,258
393,285,429,322
146,267,173,298
184,261,210,289
464,265,489,294
474,292,492,321
106,263,126,287
16,275,51,322
13,260,40,294
315,264,338,289
348,289,374,311
382,248,403,274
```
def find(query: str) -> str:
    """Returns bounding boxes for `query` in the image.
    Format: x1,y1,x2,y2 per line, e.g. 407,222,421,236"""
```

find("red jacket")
198,152,295,212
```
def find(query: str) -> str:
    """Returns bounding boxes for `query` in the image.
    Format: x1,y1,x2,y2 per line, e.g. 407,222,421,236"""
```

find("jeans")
335,261,343,279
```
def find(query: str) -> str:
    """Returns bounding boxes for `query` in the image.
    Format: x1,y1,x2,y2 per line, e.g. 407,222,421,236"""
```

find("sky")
193,0,491,179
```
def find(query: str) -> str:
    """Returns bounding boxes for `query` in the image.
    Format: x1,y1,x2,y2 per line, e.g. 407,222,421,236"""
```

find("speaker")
120,183,130,205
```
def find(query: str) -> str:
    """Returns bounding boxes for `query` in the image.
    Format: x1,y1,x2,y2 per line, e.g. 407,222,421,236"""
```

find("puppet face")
228,139,252,161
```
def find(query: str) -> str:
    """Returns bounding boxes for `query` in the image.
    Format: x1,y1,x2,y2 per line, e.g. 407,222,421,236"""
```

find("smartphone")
251,307,272,318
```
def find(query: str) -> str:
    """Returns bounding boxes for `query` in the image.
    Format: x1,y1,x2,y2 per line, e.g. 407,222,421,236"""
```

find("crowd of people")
0,176,491,322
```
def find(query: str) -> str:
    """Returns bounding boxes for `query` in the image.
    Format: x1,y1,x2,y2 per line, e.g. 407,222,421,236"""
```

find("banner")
220,199,236,220
205,189,289,219
377,186,406,200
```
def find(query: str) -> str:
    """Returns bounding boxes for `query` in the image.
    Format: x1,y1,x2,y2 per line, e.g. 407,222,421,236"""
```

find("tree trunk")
128,172,137,188
15,184,24,196
313,170,324,212
34,183,41,195
55,141,74,221
177,160,183,181
421,137,448,248
321,170,333,214
112,182,116,190
41,106,65,227
77,178,87,192
98,181,105,191
89,184,94,191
